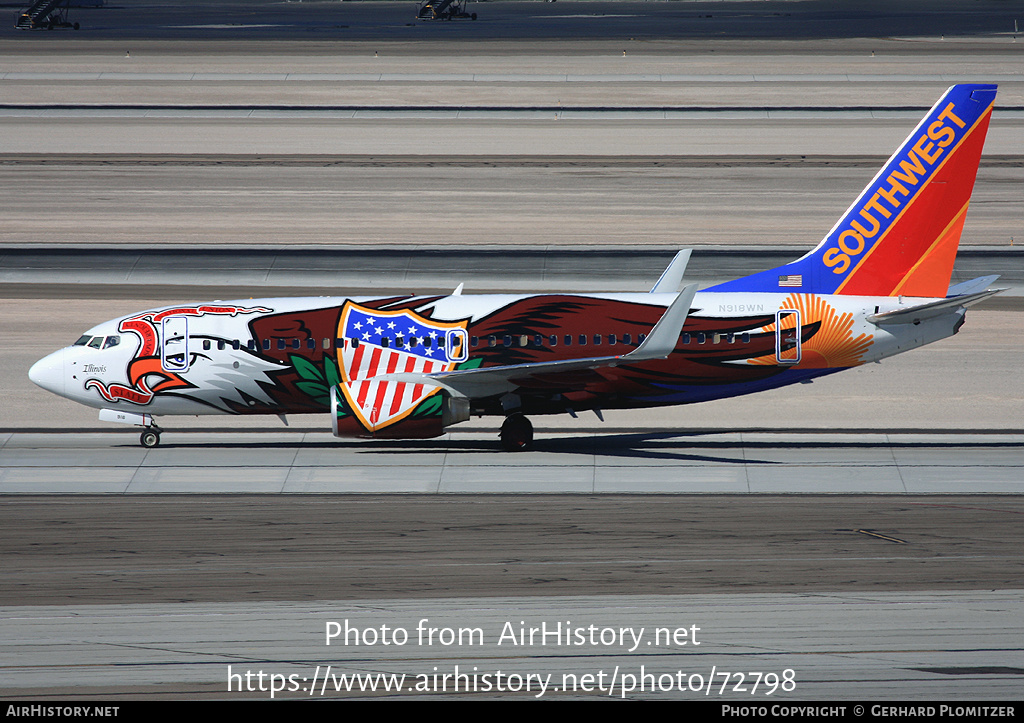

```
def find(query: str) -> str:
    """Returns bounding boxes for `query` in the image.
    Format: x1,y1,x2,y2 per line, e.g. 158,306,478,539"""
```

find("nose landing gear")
140,425,162,448
499,413,533,451
98,409,164,448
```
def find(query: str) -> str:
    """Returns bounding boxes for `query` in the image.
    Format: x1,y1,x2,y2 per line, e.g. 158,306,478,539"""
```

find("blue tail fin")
707,84,997,298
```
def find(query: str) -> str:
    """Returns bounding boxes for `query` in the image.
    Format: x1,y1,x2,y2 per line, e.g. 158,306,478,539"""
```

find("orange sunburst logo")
748,294,874,368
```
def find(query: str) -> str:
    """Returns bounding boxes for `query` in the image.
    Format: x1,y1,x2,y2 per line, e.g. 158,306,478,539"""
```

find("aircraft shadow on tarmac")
128,431,1024,466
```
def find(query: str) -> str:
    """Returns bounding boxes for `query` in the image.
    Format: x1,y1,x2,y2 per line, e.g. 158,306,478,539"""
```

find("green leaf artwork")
291,350,480,418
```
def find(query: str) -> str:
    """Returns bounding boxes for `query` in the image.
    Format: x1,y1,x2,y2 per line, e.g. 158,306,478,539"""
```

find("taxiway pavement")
2,430,1024,495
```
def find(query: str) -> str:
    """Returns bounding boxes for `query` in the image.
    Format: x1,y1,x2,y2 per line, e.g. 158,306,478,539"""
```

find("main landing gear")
500,413,533,451
140,425,163,448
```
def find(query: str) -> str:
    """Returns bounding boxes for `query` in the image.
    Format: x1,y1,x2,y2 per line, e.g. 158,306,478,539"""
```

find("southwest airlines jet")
29,84,1002,451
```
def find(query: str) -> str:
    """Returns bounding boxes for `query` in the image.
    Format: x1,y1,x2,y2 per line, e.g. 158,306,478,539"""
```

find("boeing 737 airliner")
29,84,1003,450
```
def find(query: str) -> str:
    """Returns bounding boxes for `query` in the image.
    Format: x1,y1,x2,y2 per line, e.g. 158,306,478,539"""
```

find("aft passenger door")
775,309,801,364
446,329,469,363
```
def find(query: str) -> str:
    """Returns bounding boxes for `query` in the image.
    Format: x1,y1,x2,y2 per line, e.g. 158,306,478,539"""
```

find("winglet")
650,249,692,293
625,283,698,361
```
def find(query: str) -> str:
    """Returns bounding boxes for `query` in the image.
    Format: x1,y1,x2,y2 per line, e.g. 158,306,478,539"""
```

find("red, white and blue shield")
336,301,467,432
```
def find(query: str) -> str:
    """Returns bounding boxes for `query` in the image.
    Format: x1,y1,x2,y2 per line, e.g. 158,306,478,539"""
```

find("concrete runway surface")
4,430,1024,494
1,159,1022,248
2,0,1024,702
2,497,1023,699
2,591,1022,699
1,0,1021,42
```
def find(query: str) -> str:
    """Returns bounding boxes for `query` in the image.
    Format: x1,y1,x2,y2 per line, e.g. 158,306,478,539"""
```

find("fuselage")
28,289,962,437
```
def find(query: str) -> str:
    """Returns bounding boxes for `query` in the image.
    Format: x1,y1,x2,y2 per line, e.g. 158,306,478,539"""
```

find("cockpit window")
73,335,92,346
102,335,120,349
87,337,103,349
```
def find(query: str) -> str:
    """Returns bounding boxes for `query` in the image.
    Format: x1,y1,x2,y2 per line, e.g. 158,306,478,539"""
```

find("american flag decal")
779,275,803,287
337,301,467,432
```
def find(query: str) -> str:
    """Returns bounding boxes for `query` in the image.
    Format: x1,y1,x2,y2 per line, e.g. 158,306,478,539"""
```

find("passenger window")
623,333,631,345
503,335,512,347
713,333,721,344
727,333,735,344
410,337,418,348
203,340,211,351
608,334,616,346
519,335,528,347
549,335,558,346
381,337,390,348
263,339,271,350
307,338,315,350
488,336,497,348
579,335,586,346
593,334,601,345
248,340,256,350
682,333,690,344
395,336,404,348
564,335,572,346
697,333,706,344
471,336,479,347
323,338,330,350
233,340,241,350
638,333,647,343
741,333,750,343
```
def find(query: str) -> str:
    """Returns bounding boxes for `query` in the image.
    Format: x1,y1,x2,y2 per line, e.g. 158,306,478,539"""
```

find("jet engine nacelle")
329,385,469,439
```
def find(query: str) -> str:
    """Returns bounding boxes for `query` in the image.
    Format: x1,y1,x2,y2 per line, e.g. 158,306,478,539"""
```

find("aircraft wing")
378,284,699,399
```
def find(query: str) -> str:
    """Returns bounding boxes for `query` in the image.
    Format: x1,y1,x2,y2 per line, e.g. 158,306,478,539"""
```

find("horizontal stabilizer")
867,288,1004,326
947,274,1000,297
378,284,699,399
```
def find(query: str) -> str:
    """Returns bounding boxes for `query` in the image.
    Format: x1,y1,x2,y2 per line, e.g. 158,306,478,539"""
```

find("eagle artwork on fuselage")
29,84,1004,450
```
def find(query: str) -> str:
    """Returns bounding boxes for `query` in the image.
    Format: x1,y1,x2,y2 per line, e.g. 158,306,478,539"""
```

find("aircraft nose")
28,349,65,397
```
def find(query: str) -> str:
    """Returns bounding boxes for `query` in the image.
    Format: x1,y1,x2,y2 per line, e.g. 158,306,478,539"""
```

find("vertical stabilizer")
708,84,997,297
